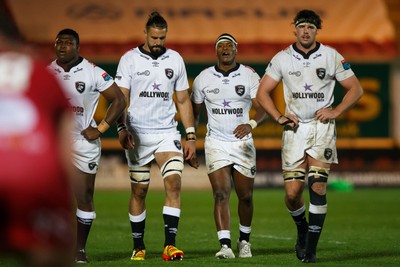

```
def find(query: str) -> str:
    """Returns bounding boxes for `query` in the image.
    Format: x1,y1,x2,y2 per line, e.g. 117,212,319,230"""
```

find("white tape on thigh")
129,166,151,184
160,156,184,179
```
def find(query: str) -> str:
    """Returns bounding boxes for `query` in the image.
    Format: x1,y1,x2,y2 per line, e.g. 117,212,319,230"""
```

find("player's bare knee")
285,191,302,204
131,186,148,199
164,177,181,193
238,191,253,205
160,156,184,179
129,166,150,184
214,191,229,203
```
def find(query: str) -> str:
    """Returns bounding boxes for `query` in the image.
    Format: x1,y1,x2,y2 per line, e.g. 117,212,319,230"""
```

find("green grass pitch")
84,188,400,266
1,188,399,266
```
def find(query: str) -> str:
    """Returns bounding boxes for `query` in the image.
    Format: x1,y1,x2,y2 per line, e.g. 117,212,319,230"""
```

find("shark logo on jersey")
75,81,85,93
174,140,182,150
316,68,326,80
235,85,245,96
324,148,333,160
165,68,173,79
251,166,256,176
88,162,97,171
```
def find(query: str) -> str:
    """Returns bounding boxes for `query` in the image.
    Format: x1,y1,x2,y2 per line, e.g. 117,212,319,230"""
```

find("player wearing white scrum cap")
192,33,266,259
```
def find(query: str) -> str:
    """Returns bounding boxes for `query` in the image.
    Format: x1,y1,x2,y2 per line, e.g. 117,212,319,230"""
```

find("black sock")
291,209,308,235
76,217,93,251
220,238,231,248
307,212,326,255
239,231,250,242
130,219,145,249
163,214,179,247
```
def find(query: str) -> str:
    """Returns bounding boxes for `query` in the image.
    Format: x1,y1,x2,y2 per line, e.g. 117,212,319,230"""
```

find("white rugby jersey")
115,46,189,134
48,58,114,139
192,63,260,142
265,42,355,122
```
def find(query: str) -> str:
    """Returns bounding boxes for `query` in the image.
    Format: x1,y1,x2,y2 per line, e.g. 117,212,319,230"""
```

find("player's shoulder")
240,64,258,74
162,48,185,62
120,47,138,59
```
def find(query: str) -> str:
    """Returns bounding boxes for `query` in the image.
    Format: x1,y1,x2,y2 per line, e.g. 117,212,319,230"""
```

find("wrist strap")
247,119,257,129
185,126,196,141
97,120,110,134
117,123,127,133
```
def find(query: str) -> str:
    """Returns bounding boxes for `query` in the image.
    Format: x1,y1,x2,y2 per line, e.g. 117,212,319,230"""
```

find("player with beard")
48,28,126,263
115,11,198,261
191,33,266,259
256,10,363,263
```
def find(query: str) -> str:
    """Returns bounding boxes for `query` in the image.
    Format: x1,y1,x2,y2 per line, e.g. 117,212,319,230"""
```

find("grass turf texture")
2,188,400,266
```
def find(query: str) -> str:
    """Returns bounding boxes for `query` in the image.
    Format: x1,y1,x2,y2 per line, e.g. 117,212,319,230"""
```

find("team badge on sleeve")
75,81,85,93
165,68,174,79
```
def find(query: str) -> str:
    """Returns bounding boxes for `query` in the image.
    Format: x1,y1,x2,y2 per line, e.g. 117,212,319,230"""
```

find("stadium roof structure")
3,0,400,62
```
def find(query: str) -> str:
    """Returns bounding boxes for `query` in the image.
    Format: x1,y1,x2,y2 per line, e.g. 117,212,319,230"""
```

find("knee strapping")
129,166,151,184
160,156,184,179
283,168,306,182
308,166,329,206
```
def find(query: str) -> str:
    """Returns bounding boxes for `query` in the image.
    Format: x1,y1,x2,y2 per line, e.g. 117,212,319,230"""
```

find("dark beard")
150,46,166,57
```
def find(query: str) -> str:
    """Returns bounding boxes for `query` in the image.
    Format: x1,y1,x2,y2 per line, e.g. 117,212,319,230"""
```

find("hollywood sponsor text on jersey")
292,92,325,102
292,83,325,102
71,105,84,116
212,99,244,117
138,90,169,101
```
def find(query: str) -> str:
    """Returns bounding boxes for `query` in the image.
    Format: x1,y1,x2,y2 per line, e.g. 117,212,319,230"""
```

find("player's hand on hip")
81,125,101,141
118,129,135,149
233,124,252,139
278,114,298,129
315,107,336,123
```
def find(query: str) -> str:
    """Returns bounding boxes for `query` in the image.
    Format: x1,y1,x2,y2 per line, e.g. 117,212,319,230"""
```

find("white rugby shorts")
281,119,338,170
204,136,257,178
125,131,183,168
72,139,101,174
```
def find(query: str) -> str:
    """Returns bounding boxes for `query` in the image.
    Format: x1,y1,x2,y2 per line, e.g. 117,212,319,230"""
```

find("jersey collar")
292,42,321,59
214,63,240,77
138,44,167,60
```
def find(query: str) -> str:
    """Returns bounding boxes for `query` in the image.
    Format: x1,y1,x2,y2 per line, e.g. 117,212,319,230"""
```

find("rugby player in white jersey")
256,10,363,263
192,33,267,259
48,28,126,263
114,12,198,261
